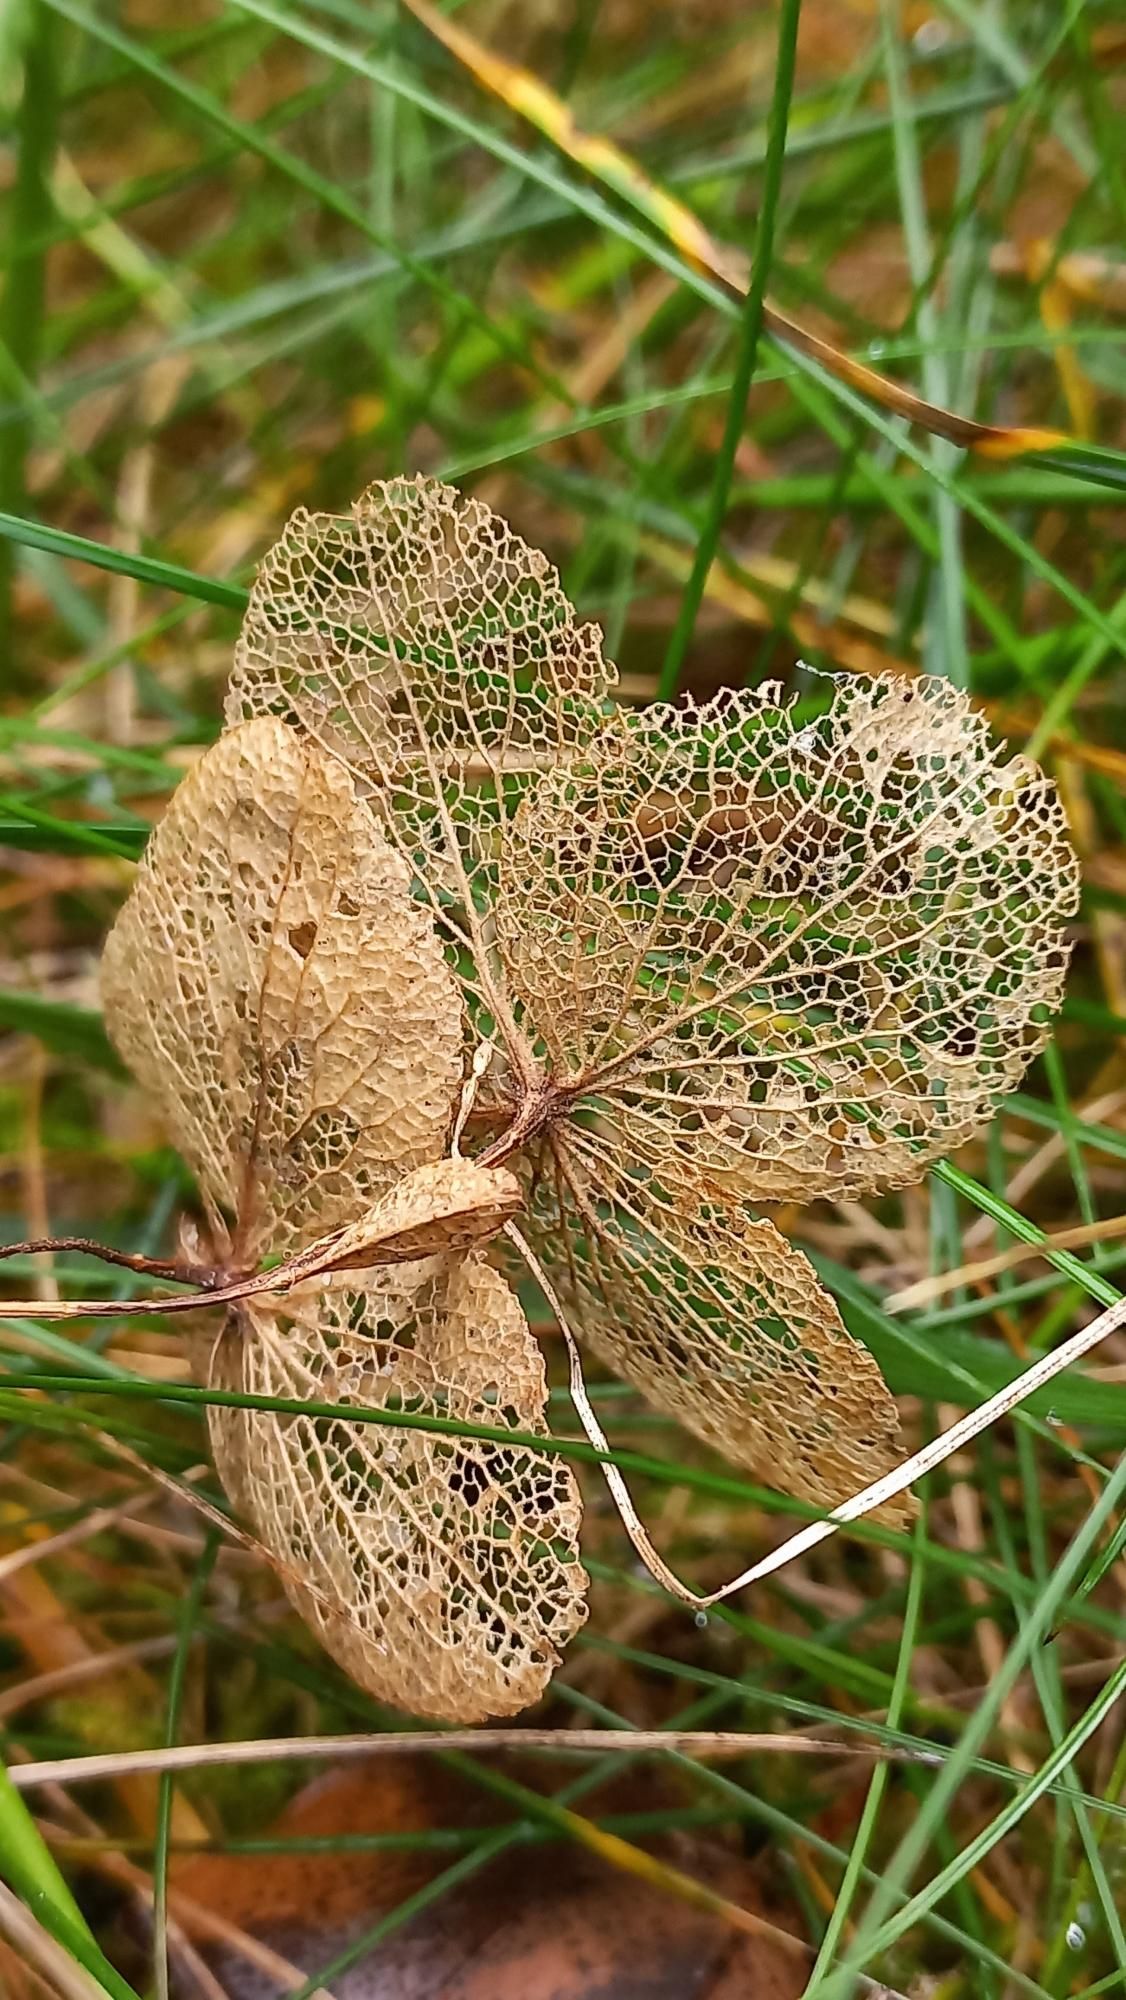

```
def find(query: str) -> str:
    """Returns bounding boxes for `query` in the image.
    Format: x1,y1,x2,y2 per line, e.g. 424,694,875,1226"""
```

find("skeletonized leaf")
224,484,1079,1539
206,1253,588,1722
497,675,1078,1203
224,475,616,1061
497,668,1072,1515
99,715,580,1724
101,718,464,1265
517,1135,914,1522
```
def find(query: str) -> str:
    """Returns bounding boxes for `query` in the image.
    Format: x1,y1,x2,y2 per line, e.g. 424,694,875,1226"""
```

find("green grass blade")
0,992,126,1074
0,509,246,607
0,1759,140,2000
657,0,801,699
152,1534,219,2000
0,4,58,664
1027,443,1126,495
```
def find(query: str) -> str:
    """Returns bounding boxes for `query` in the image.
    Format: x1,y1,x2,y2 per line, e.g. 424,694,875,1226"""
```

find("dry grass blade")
887,1209,1126,1311
0,1883,107,2000
401,0,1071,461
725,1290,1126,1589
8,1728,942,1789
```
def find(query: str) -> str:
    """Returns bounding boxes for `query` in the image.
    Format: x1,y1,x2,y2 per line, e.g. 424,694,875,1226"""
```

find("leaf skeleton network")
1,477,1079,1723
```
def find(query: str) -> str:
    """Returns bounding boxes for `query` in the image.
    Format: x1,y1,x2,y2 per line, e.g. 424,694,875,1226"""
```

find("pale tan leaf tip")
310,1158,524,1275
213,1159,525,1304
209,1254,587,1722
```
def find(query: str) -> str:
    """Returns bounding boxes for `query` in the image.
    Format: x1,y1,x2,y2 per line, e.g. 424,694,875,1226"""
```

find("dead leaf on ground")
167,1758,804,2000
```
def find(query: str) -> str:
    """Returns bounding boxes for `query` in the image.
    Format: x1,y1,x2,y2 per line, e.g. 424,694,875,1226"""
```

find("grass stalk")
0,2,58,666
657,0,802,699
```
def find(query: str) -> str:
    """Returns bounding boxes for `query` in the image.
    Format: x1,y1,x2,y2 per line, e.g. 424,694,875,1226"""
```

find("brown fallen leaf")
169,1759,805,2000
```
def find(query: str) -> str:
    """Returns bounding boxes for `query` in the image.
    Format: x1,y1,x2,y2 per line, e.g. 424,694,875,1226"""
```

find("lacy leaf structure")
102,716,464,1264
227,471,617,1079
101,716,588,1722
208,1257,584,1724
496,681,1076,1205
228,477,1078,1530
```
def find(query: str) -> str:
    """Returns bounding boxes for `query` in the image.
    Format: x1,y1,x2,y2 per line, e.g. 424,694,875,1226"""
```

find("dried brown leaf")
206,1253,587,1721
265,1158,526,1284
516,1148,913,1521
137,1159,526,1314
101,716,464,1264
497,676,1079,1205
172,1758,804,2000
225,474,617,1067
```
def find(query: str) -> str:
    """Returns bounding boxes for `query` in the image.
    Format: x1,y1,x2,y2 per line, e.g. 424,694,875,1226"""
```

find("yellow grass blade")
404,0,1070,461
